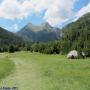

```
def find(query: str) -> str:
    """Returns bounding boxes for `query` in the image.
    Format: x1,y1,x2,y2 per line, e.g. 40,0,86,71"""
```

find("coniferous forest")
0,13,90,57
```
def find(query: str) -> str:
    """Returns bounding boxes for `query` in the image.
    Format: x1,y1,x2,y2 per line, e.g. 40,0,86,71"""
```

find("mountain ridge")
16,22,61,42
0,27,23,49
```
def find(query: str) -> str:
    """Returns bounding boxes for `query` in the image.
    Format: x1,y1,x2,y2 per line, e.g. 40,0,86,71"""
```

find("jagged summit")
16,22,61,42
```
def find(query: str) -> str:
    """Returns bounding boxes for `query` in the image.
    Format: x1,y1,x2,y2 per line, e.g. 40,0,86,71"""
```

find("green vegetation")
30,41,61,54
0,54,15,80
0,52,90,90
60,13,90,55
0,27,24,52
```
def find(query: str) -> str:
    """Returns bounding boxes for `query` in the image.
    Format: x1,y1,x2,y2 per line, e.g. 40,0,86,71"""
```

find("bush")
8,45,15,53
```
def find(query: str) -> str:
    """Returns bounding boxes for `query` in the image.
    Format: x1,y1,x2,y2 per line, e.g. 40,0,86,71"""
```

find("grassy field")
0,52,90,90
0,53,15,81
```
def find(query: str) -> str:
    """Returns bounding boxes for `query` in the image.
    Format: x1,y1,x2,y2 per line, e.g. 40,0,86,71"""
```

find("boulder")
67,50,79,59
80,52,86,59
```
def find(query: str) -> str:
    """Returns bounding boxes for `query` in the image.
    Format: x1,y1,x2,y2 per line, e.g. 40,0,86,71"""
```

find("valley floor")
0,52,90,90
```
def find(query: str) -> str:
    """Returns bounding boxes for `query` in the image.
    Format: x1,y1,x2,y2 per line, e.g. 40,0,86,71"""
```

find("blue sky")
74,0,90,11
0,0,90,32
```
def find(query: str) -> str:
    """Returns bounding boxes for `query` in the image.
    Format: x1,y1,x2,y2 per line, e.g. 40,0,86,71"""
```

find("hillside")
16,23,61,42
0,27,23,50
60,13,90,55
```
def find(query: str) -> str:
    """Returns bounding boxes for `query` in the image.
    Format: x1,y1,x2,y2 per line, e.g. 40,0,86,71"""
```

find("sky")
0,0,90,32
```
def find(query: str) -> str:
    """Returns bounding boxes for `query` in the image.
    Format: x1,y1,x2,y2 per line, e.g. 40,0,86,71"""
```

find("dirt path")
0,57,45,90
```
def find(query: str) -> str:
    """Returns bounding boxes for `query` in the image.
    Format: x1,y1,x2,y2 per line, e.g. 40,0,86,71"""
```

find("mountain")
16,22,61,42
0,27,23,48
60,13,90,55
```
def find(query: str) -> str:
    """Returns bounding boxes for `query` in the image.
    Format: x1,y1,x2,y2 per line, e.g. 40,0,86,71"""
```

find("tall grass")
0,55,15,81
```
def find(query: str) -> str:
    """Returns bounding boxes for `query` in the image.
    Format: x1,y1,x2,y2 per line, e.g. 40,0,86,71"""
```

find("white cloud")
43,0,75,26
0,0,32,20
0,0,90,27
13,24,19,30
9,24,19,32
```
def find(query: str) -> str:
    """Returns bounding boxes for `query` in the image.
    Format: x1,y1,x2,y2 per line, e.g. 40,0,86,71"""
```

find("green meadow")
0,52,90,90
